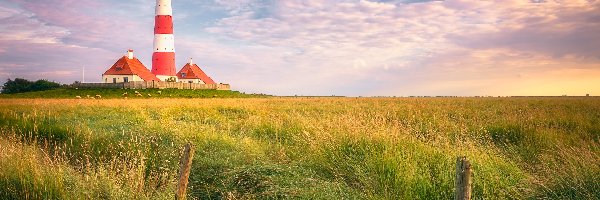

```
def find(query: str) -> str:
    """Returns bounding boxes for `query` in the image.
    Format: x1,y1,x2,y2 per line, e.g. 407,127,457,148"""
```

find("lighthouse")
152,0,177,81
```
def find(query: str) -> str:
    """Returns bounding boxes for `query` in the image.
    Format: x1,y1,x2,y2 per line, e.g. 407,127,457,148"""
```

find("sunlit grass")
0,97,598,199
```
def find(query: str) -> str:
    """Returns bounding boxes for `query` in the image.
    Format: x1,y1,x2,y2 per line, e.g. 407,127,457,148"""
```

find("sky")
0,0,599,96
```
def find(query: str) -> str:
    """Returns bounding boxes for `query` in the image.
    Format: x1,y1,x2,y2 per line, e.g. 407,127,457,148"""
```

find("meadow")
0,88,269,99
0,96,598,199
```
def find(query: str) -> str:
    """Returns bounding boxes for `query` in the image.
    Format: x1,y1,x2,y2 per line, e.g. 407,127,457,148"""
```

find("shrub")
1,78,61,94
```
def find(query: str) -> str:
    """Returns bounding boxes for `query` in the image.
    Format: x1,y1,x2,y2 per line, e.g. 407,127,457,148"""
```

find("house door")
113,78,117,83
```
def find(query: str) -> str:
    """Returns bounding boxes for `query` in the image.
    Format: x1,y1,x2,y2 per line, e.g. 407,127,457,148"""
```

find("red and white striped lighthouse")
152,0,177,81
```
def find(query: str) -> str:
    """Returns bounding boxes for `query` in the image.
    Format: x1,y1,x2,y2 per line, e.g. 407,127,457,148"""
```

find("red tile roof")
177,63,216,84
103,56,160,82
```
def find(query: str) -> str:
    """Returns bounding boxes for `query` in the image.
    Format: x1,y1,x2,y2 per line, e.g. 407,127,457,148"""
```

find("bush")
1,78,61,94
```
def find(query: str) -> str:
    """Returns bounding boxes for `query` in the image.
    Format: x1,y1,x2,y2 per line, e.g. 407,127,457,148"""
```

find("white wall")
102,75,143,83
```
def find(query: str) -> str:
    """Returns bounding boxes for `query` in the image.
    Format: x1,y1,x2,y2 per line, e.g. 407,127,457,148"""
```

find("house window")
105,78,107,83
188,81,193,83
113,78,117,83
124,77,129,83
181,73,186,78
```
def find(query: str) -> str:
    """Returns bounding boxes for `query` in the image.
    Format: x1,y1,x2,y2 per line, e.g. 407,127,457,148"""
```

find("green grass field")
0,88,269,99
0,97,599,199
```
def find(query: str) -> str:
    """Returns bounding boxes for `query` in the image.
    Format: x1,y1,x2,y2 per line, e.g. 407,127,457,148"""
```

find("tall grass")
0,97,598,199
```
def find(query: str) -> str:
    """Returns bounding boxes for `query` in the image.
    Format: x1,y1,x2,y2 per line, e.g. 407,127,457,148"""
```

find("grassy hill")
0,88,269,99
0,97,598,199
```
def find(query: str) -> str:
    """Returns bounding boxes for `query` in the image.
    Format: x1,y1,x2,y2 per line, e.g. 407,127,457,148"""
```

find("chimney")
127,49,134,59
190,58,193,65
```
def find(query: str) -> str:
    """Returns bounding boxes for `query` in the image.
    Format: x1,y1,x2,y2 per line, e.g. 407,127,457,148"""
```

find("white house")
176,58,216,84
102,50,160,83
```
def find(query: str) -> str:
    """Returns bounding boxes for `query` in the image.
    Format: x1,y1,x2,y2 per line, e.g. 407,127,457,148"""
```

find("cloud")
0,0,155,83
0,40,116,83
3,0,155,50
199,0,600,96
450,0,600,59
368,47,600,96
1,0,599,96
0,5,69,43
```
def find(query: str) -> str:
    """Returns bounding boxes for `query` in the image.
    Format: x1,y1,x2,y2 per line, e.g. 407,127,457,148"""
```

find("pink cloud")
1,0,599,96
200,0,600,95
6,0,152,50
452,0,600,59
0,0,154,84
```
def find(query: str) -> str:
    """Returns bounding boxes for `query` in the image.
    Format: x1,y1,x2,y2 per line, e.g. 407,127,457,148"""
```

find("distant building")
176,58,216,84
96,0,224,85
102,50,160,83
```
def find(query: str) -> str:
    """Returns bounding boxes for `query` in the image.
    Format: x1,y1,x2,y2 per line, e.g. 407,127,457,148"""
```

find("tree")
1,78,61,94
2,78,33,94
30,79,61,91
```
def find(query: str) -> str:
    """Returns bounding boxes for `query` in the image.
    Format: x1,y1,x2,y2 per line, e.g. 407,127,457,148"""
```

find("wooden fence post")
175,143,195,200
455,156,472,200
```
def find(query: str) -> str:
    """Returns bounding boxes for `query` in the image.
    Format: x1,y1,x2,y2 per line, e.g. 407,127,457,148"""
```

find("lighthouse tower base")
156,75,178,82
